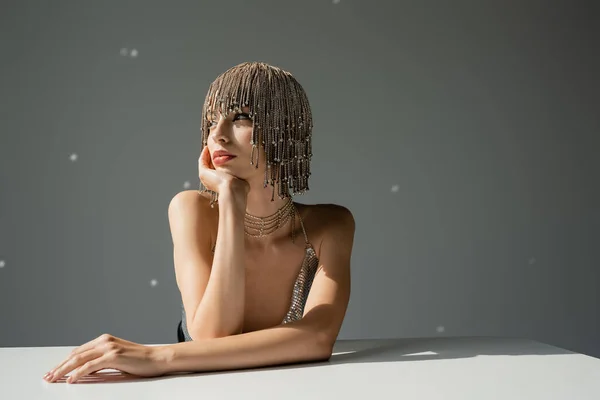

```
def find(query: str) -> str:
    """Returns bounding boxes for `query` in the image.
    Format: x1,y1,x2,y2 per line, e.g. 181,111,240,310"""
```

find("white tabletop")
2,336,599,400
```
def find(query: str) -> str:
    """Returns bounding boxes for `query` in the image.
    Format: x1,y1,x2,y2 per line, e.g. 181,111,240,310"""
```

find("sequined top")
179,206,319,341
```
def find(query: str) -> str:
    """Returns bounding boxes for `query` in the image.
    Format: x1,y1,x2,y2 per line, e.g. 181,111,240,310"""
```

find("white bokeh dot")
0,260,5,268
150,279,158,287
120,48,128,56
130,49,138,57
69,153,78,162
333,0,341,4
391,184,399,193
436,325,445,333
183,181,191,189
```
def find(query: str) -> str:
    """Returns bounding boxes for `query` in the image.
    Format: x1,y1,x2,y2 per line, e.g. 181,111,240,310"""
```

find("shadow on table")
56,335,575,384
327,335,575,365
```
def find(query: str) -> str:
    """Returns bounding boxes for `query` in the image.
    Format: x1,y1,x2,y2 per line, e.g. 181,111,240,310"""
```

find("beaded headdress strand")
198,62,313,205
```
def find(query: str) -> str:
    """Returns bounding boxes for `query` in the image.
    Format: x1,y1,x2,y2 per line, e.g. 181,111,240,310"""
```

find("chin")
215,164,237,171
215,165,245,178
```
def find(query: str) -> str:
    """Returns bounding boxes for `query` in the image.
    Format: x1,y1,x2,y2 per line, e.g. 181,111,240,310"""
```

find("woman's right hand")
198,147,250,197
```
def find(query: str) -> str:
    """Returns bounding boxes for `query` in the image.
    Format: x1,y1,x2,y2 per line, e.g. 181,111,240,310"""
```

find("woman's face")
205,106,265,181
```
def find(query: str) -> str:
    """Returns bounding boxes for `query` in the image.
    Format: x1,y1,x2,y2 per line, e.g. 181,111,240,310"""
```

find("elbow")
189,323,243,341
189,328,242,341
189,331,219,341
319,335,335,360
296,314,340,360
188,304,244,341
312,327,336,361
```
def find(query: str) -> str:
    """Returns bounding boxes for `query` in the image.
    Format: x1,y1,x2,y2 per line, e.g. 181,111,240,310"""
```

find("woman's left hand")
43,334,166,384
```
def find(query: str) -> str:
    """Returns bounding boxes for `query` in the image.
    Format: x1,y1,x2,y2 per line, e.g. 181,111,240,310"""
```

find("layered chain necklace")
244,197,296,239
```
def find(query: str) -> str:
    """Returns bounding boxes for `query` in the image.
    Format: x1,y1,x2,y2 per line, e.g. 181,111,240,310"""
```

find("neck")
244,182,291,217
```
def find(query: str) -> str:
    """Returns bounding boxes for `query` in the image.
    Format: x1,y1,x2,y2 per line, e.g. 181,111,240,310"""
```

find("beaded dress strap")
294,204,310,246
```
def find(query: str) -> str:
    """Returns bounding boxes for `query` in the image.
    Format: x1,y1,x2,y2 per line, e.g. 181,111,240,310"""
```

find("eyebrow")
206,110,219,120
206,110,250,120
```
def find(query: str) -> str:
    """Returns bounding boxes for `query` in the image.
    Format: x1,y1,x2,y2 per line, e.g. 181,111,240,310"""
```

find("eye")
207,113,251,131
233,113,251,122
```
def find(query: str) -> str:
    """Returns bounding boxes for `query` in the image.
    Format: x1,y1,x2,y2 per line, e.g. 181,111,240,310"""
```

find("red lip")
212,150,236,158
212,149,237,166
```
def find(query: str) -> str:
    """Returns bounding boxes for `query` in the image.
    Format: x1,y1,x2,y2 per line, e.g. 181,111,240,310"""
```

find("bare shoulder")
312,203,354,226
297,203,355,243
168,190,212,215
167,190,216,228
167,190,217,268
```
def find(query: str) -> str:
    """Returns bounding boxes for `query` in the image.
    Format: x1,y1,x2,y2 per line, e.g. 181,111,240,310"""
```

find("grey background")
1,0,598,358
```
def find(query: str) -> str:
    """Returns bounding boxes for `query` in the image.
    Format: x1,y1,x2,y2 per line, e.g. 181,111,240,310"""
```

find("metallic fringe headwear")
199,61,313,202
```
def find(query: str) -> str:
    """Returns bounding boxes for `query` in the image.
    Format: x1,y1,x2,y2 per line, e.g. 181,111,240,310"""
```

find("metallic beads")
282,245,319,324
198,62,313,201
243,197,294,238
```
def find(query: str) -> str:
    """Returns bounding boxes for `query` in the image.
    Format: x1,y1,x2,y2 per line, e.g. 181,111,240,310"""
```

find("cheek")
238,126,254,144
233,128,255,157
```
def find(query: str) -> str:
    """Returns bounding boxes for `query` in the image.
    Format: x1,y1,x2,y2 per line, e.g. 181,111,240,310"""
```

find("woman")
43,62,355,384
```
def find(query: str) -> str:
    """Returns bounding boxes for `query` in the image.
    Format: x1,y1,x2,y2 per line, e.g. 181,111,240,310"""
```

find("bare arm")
190,186,247,338
157,311,332,374
158,205,355,374
169,184,248,340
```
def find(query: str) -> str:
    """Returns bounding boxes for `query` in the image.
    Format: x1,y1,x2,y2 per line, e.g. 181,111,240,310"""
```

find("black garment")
177,320,185,343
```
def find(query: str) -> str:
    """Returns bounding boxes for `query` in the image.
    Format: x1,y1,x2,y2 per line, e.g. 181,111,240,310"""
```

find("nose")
209,117,230,143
